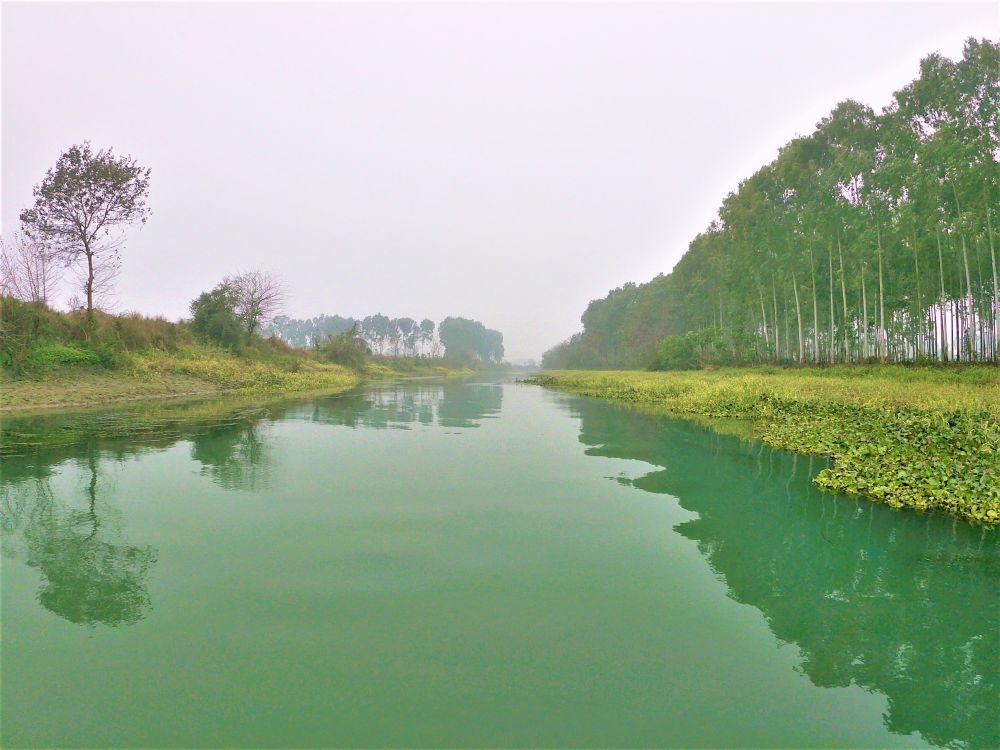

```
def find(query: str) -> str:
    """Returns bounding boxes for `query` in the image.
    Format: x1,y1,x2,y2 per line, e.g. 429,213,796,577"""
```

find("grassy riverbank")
0,299,478,411
0,348,362,411
526,367,1000,525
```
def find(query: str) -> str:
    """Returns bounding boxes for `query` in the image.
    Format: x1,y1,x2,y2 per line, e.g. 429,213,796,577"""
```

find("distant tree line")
545,39,999,369
265,314,504,365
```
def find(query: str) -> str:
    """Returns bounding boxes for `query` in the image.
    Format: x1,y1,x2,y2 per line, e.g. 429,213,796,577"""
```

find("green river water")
1,378,997,748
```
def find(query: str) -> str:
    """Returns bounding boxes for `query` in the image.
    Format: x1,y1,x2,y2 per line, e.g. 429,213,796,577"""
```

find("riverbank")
525,366,1000,525
0,348,362,412
0,348,485,413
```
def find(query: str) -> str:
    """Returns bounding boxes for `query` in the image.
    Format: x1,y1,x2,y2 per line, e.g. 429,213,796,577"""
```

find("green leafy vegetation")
28,343,101,367
545,39,999,370
526,368,1000,525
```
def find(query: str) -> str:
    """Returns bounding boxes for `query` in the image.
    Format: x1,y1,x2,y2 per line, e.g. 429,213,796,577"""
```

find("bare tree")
225,270,285,341
19,142,151,315
0,233,59,304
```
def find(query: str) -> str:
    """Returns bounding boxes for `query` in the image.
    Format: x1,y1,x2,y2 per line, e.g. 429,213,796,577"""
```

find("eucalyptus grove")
545,39,999,369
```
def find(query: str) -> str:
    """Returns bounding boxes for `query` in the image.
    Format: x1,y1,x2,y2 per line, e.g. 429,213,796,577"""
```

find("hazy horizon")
3,2,997,361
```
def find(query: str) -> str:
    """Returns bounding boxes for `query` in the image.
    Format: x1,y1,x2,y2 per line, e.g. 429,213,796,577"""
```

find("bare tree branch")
224,270,285,341
0,233,60,304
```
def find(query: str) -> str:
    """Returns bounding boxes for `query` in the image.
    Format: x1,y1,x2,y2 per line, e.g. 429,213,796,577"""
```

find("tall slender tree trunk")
809,247,819,364
793,272,804,363
784,296,790,361
83,240,95,315
838,234,849,363
772,277,780,363
962,235,974,361
912,229,922,359
828,241,836,364
876,225,886,362
759,286,770,352
987,208,998,363
861,265,869,360
937,229,947,361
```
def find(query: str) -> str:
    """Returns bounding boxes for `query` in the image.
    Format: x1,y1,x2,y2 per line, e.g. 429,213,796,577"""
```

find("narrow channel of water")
2,379,996,748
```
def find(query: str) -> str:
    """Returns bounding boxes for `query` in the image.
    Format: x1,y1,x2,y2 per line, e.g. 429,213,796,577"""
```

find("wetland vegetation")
526,367,1000,524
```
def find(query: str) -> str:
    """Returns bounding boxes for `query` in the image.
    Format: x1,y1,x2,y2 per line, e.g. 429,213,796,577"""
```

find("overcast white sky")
3,2,997,361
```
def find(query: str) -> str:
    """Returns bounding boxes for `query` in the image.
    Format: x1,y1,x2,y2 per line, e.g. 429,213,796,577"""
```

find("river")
1,377,996,748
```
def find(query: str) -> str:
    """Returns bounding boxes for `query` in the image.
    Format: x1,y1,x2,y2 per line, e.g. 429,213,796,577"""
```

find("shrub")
0,298,45,370
30,343,101,367
650,334,699,370
111,313,189,351
190,285,244,350
316,326,370,370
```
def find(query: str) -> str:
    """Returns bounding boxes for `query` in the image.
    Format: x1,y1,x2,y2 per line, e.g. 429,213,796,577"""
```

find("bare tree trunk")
937,229,947,361
876,226,886,362
828,241,836,364
793,272,804,363
84,242,95,315
912,229,922,359
759,286,770,352
784,295,790,361
772,277,781,362
838,234,849,363
861,265,869,360
809,247,819,364
962,235,974,361
988,208,998,363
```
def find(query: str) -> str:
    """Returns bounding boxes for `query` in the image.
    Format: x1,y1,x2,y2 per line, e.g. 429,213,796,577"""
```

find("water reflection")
292,380,503,429
571,397,999,750
0,379,502,628
2,449,157,627
191,421,272,491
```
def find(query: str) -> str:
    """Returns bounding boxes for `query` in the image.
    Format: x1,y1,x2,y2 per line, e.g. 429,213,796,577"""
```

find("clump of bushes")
29,343,101,366
315,325,370,371
0,296,196,374
190,285,245,351
109,313,189,352
648,329,762,371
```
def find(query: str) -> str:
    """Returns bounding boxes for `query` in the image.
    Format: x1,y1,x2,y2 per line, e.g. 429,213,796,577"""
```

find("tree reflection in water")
295,380,503,430
0,380,504,629
4,448,156,627
191,421,272,491
572,398,999,750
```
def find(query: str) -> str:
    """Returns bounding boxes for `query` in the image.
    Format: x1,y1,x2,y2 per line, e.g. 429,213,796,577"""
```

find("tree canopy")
438,316,504,365
19,142,151,314
545,39,999,369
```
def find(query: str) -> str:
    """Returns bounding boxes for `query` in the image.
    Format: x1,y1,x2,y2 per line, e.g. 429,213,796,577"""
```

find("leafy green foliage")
438,316,504,365
29,343,101,366
1,295,192,374
315,325,370,370
651,334,699,370
190,284,244,350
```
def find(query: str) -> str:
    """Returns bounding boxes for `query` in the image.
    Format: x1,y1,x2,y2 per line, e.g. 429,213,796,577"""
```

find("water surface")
2,379,996,748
